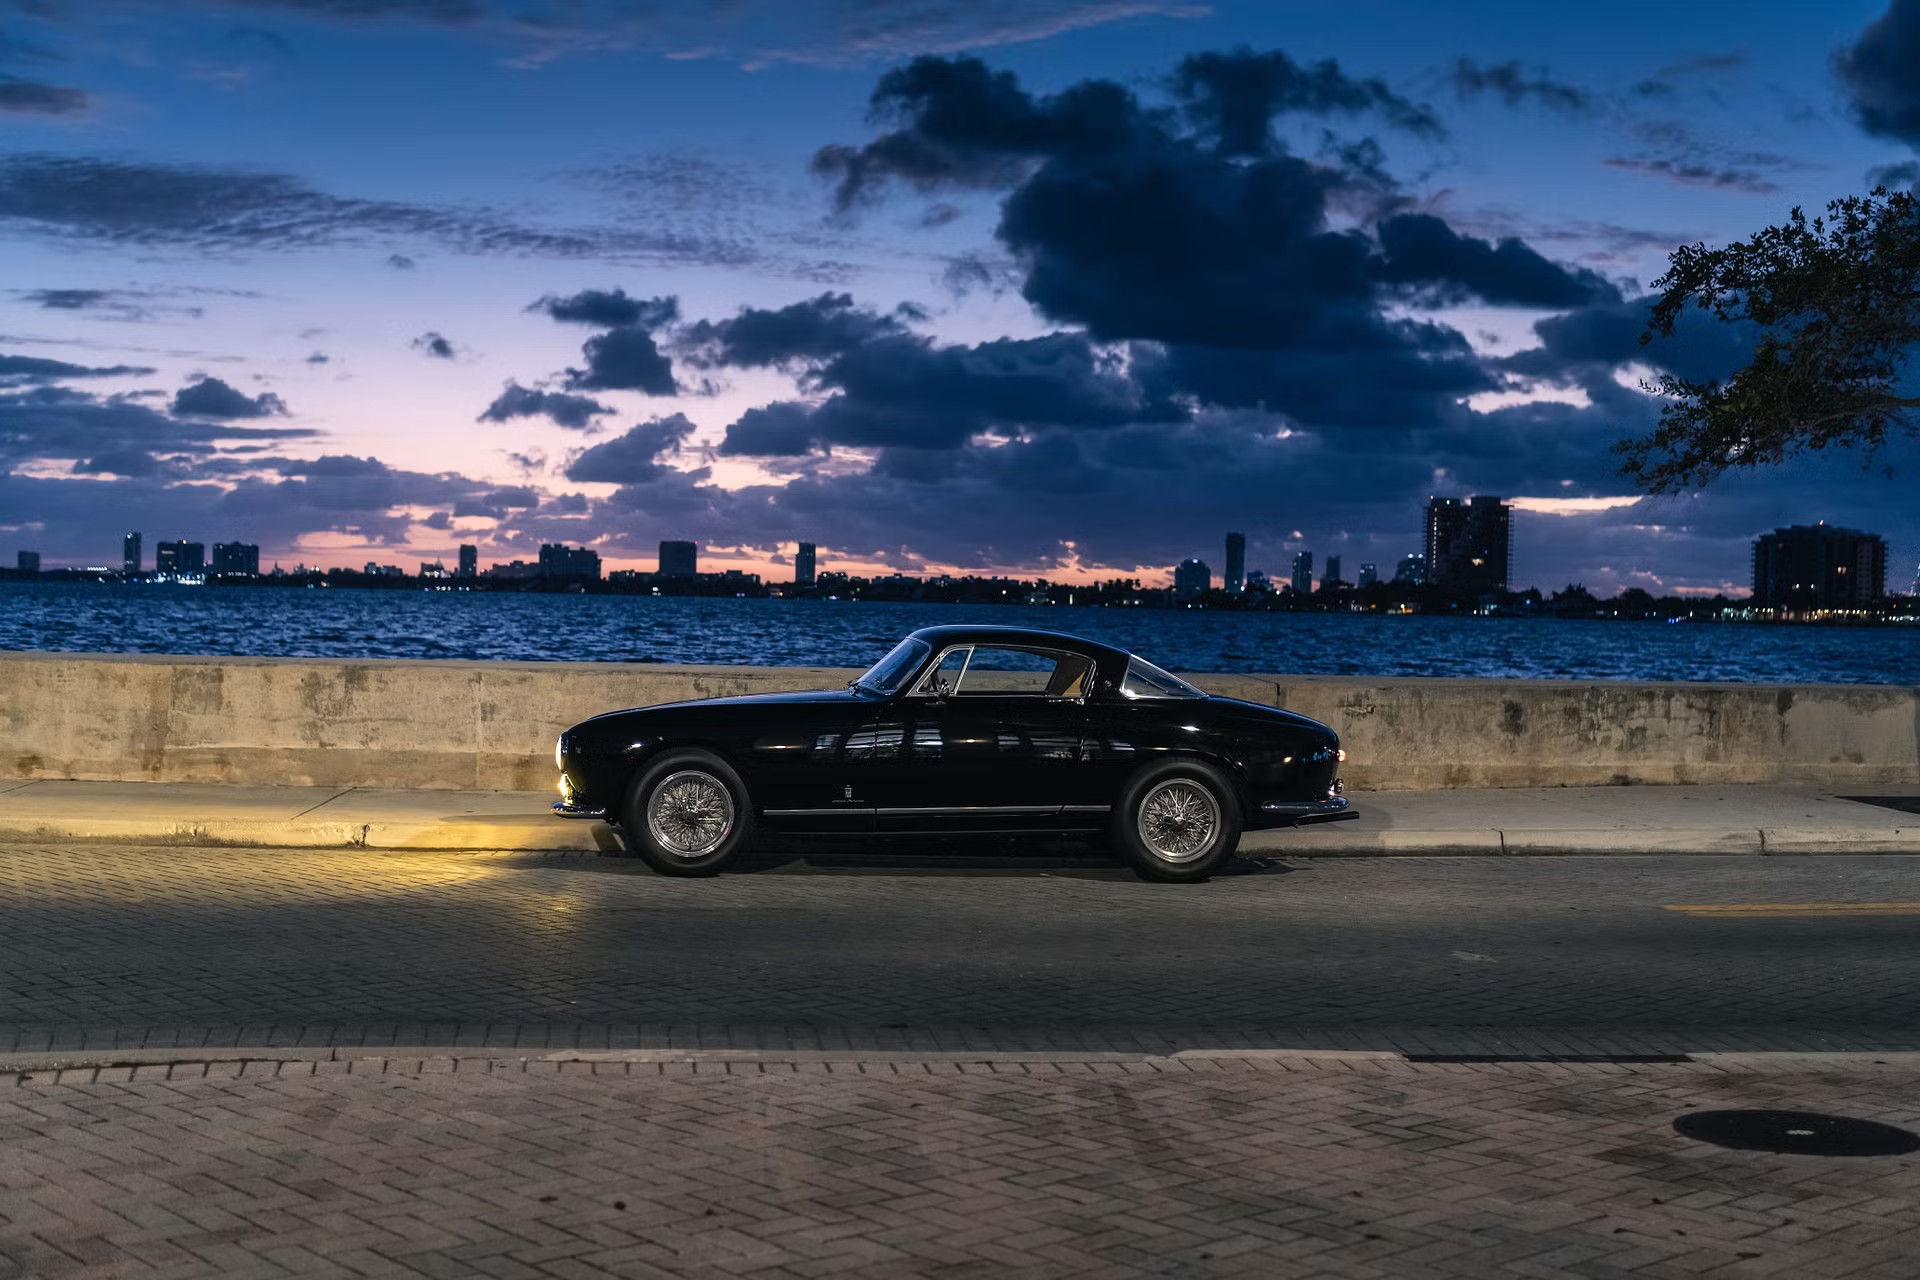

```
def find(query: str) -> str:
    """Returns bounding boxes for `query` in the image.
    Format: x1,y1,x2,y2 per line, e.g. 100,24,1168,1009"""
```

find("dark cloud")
13,286,222,323
718,330,1181,456
22,288,115,310
1632,50,1745,99
1499,296,1763,388
385,253,417,269
305,351,331,364
1374,213,1620,308
527,288,678,329
0,75,87,115
78,0,1200,66
1603,121,1812,196
1173,48,1443,156
1836,0,1920,147
0,384,315,473
561,325,680,395
476,382,614,430
72,448,168,477
678,292,911,368
0,353,156,383
716,402,817,457
0,153,747,266
1870,159,1920,190
1600,156,1782,195
1447,59,1592,114
564,414,698,483
412,331,455,359
170,376,289,419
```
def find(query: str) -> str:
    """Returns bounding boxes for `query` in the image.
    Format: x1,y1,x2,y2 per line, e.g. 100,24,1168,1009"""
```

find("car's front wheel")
622,749,753,876
1113,760,1242,882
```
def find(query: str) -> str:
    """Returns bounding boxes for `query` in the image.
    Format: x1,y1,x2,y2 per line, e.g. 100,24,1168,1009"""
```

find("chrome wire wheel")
645,770,735,859
1136,778,1220,863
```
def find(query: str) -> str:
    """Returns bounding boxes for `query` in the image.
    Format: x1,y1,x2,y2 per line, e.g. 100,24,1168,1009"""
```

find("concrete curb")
5,814,1920,855
6,1045,1920,1077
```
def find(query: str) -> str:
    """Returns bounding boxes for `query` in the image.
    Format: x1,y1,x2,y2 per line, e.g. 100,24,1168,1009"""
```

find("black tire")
621,749,754,877
1112,759,1242,883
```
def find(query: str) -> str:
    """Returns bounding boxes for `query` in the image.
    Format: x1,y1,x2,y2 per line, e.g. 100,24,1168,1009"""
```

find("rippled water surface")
3,581,1917,683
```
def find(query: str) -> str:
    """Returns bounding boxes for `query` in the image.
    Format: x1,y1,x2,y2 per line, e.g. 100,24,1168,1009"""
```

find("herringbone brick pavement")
2,1055,1917,1278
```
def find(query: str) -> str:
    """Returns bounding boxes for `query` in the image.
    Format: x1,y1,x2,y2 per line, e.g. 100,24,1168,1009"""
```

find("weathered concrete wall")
2,651,1915,791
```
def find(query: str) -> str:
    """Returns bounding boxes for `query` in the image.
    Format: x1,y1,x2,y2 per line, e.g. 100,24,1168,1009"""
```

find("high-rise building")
795,542,817,586
1224,532,1246,594
16,551,40,573
458,545,477,578
1173,557,1210,603
659,540,698,578
1358,562,1378,587
123,532,141,575
1751,524,1886,614
211,542,260,576
1325,555,1342,587
1426,496,1512,593
156,540,205,577
1291,551,1313,596
1394,553,1426,585
538,543,602,580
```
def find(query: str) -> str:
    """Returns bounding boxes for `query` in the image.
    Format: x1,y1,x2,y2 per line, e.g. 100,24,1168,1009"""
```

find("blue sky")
3,0,1917,593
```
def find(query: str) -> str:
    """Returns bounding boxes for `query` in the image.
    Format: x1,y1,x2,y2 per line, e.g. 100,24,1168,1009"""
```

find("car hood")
577,687,864,726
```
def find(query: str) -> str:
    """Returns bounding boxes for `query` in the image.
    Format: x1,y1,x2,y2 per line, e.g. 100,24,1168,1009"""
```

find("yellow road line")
1664,902,1920,918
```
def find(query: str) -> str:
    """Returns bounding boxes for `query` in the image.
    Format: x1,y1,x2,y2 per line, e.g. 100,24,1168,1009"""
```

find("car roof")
902,625,1132,668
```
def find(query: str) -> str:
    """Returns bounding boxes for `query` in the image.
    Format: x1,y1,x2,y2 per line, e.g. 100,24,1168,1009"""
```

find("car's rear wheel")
622,749,753,876
1113,760,1241,882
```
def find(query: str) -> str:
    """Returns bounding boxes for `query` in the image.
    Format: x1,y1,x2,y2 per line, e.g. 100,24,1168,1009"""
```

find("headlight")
555,733,566,770
1336,748,1347,762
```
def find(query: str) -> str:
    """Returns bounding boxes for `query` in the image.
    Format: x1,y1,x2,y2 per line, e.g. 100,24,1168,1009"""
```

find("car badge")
843,784,854,799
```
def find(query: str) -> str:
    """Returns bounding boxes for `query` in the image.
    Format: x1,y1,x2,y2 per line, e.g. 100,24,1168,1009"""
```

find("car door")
871,644,1094,833
745,697,878,832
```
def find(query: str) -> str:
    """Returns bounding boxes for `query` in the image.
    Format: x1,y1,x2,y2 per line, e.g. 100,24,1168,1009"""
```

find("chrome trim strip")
875,805,1061,815
1061,804,1111,813
551,801,609,820
763,808,874,816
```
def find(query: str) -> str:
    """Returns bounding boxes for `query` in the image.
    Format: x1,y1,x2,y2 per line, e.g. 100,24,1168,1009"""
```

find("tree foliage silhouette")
1620,187,1920,491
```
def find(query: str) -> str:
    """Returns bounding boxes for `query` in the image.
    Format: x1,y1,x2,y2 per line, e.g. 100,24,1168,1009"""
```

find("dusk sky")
4,0,1919,593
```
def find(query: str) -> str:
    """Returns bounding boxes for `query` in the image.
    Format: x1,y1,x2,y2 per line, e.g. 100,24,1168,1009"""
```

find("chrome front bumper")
552,800,609,820
1259,795,1356,826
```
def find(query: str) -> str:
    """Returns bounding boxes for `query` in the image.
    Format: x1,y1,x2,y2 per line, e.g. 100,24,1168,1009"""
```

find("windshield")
1119,655,1206,699
855,637,931,694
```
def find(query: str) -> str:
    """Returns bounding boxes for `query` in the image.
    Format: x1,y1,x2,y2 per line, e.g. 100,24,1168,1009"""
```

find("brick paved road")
4,1054,1919,1278
3,843,1919,1054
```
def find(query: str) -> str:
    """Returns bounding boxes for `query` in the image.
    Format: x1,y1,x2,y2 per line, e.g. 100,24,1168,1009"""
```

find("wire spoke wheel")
1137,779,1220,863
645,770,735,858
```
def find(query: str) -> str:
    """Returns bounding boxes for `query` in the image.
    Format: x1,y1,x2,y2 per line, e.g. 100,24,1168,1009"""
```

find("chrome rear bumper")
1259,795,1356,826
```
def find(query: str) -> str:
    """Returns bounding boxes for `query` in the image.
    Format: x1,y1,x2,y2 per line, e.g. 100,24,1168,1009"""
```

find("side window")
1118,655,1205,699
957,646,1092,696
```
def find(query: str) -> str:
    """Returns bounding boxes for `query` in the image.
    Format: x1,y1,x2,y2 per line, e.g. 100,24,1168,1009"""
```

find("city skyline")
3,2,1919,593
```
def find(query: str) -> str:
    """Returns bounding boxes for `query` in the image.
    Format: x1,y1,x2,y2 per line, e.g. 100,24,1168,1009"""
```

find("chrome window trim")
905,642,1094,701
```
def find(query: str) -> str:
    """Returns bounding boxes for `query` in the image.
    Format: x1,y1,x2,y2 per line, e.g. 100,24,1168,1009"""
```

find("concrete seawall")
2,651,1915,792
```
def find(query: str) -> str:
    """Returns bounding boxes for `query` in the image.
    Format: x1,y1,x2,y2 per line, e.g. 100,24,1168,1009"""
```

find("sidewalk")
1,777,1917,854
4,1049,1919,1279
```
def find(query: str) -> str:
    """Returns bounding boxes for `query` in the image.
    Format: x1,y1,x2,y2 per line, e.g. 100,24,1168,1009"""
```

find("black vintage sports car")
553,625,1353,881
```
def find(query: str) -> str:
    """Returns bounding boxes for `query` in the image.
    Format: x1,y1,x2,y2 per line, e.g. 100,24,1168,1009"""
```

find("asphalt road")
4,840,1919,1056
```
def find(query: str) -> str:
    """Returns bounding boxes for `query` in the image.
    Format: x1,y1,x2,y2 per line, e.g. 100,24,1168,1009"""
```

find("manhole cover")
1673,1110,1920,1157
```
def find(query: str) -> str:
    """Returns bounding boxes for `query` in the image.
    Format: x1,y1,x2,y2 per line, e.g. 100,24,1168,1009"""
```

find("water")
3,581,1917,684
